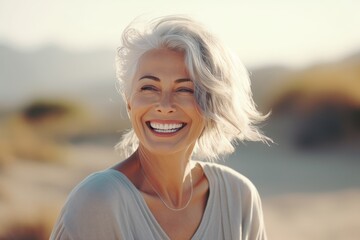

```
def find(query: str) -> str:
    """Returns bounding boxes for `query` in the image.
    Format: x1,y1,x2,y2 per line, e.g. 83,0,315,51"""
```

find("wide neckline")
106,161,214,240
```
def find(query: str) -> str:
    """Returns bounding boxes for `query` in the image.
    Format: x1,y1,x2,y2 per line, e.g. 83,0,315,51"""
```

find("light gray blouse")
50,162,267,240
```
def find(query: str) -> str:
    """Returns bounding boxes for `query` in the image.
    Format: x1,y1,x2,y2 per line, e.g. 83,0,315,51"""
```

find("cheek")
183,98,205,127
185,97,204,116
191,102,206,130
129,93,156,111
194,114,205,131
127,97,144,123
128,96,149,132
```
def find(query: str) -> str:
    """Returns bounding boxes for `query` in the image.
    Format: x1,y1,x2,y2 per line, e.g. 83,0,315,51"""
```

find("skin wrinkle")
126,49,205,206
116,17,271,160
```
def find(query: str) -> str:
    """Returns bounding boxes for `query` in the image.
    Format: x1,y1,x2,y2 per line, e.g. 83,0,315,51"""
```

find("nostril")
155,107,175,113
155,103,176,113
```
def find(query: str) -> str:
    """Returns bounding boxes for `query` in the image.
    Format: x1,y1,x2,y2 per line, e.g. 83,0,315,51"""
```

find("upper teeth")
150,122,183,132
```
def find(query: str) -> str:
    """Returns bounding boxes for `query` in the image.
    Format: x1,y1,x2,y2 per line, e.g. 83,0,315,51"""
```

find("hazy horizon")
1,0,360,67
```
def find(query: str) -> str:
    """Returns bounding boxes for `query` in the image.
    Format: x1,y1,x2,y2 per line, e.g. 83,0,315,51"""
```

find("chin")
139,141,194,157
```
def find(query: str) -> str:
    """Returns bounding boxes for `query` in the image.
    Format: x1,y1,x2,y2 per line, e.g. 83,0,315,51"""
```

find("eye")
176,87,194,94
140,85,158,91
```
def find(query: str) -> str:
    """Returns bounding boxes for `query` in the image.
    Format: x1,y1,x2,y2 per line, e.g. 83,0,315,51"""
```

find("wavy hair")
115,15,271,161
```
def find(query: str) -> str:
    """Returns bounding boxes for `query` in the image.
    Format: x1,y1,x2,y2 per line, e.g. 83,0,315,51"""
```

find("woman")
51,15,271,240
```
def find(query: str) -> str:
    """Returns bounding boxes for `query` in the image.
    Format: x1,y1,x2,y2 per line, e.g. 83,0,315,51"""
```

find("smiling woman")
127,49,205,158
50,15,271,240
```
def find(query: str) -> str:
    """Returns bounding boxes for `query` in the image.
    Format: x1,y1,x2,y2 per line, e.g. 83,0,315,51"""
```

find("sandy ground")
263,190,360,240
0,145,359,240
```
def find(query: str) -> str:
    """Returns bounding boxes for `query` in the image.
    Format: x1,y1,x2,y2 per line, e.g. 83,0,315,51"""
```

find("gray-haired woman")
51,15,271,240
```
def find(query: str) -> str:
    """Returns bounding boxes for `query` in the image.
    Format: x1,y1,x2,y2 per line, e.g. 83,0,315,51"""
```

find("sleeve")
49,173,125,240
240,178,267,240
49,210,70,240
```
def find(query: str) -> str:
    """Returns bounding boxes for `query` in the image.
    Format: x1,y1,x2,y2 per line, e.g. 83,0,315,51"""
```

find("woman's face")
127,48,205,156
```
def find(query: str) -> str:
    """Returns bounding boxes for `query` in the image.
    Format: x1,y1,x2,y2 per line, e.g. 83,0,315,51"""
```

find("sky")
1,0,360,67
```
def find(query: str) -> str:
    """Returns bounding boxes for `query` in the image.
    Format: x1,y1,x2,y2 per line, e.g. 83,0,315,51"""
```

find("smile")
146,121,186,133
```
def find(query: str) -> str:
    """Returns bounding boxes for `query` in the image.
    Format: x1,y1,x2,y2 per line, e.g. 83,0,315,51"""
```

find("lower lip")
151,130,178,137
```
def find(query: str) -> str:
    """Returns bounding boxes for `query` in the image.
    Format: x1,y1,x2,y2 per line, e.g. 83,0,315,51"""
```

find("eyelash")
140,85,158,91
140,85,194,94
176,88,194,94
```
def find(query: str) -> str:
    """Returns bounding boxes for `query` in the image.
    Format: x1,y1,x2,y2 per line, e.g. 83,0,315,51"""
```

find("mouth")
146,121,187,134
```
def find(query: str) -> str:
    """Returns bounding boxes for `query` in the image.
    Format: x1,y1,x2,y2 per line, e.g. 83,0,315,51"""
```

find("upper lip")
146,120,187,130
146,119,185,124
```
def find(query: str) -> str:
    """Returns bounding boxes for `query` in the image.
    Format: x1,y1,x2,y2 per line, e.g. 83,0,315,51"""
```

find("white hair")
115,15,271,161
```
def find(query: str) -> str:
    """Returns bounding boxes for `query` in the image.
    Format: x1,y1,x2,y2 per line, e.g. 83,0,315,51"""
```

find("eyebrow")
139,75,192,83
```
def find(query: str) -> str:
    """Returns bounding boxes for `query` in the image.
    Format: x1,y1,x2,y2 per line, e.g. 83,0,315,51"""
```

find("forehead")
136,48,189,77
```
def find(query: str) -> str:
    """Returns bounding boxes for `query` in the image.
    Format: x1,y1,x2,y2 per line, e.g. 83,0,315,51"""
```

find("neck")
136,145,193,207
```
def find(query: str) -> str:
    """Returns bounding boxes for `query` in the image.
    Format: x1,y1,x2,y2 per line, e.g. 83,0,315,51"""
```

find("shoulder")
59,169,134,228
52,169,129,239
65,169,131,209
68,170,118,199
199,161,254,186
198,161,260,200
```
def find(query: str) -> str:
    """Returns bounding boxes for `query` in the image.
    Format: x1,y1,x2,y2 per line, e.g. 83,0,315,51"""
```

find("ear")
125,101,131,119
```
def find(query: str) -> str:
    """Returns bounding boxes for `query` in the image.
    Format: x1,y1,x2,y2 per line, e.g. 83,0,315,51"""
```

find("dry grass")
0,99,98,166
268,61,360,113
0,143,359,239
248,59,360,117
0,115,65,166
0,224,48,240
0,144,119,239
0,99,123,239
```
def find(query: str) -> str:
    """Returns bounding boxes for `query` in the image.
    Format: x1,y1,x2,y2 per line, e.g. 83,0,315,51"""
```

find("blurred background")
1,0,360,239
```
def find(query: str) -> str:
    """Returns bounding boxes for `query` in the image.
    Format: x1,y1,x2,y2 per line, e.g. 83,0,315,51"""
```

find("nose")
155,92,176,114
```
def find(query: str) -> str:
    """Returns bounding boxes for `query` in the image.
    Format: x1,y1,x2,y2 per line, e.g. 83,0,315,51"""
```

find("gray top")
50,162,267,240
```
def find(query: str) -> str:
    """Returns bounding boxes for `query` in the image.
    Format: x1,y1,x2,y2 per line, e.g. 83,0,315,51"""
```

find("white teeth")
149,122,184,133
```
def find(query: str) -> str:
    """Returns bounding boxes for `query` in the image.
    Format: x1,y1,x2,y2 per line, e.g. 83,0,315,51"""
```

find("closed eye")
140,85,158,91
176,87,194,94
